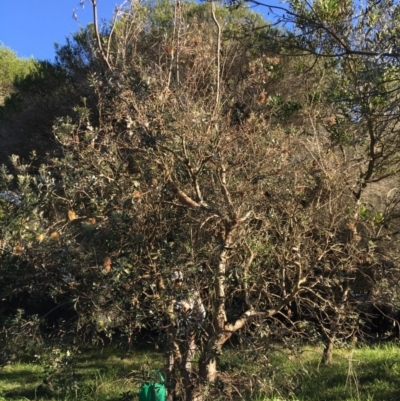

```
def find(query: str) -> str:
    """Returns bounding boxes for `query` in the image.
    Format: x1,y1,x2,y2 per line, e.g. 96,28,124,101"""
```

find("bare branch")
211,0,221,109
89,0,113,70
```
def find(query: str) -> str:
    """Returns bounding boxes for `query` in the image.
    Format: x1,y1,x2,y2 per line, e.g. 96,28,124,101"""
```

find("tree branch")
248,0,400,59
90,0,113,70
211,0,221,109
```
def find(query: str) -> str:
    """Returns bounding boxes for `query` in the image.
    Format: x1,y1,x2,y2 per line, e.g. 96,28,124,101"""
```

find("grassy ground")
257,343,400,401
0,343,400,400
0,345,164,401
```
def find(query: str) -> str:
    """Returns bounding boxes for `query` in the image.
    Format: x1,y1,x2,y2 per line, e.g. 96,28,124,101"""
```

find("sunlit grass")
0,343,400,400
255,343,400,401
0,346,163,401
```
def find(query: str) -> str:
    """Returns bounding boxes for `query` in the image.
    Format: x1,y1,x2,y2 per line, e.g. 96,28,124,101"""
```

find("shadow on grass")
4,345,400,401
4,388,39,400
292,351,400,401
0,368,41,384
0,346,162,401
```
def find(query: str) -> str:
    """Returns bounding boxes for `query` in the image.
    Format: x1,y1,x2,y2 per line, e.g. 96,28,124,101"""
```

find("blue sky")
0,0,284,61
0,0,120,60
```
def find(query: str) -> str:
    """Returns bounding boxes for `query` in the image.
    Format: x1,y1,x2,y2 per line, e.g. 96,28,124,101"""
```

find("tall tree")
2,1,400,400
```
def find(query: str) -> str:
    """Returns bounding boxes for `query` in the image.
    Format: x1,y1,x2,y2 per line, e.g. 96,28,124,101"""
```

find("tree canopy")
1,1,400,400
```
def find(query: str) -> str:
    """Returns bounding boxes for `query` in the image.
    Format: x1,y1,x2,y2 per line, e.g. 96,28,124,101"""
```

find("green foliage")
267,93,303,119
1,1,400,397
0,59,71,119
0,45,35,105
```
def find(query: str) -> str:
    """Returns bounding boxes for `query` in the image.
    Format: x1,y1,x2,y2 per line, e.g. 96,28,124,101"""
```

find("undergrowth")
0,343,399,400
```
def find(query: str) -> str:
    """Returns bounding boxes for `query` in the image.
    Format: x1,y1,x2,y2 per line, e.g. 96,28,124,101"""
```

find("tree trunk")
166,342,181,401
322,336,335,365
322,288,349,365
199,348,217,383
166,335,181,401
181,334,198,401
166,330,204,401
199,331,231,382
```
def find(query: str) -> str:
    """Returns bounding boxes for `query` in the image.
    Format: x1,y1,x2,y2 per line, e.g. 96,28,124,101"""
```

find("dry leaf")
157,276,166,290
68,210,77,221
165,45,174,55
176,188,200,208
257,92,266,104
14,245,23,255
326,116,336,126
347,222,356,233
103,256,112,272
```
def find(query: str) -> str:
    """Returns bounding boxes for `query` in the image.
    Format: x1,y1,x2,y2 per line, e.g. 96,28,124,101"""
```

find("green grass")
0,346,163,401
1,343,400,400
250,343,400,401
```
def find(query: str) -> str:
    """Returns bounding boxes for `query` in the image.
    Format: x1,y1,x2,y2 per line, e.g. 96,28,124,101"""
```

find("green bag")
138,371,166,401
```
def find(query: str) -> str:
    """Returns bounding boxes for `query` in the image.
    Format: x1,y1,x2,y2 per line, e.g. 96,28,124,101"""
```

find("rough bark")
166,329,181,401
321,288,349,365
322,336,335,365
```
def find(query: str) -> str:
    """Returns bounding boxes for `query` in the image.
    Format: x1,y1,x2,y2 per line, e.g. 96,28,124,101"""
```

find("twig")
211,0,221,110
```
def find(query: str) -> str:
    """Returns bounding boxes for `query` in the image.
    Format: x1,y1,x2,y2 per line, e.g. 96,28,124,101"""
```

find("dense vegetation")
1,1,400,400
0,46,36,104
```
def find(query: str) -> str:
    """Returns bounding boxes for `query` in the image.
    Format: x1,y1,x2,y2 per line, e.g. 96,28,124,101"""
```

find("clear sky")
0,0,120,60
0,0,285,61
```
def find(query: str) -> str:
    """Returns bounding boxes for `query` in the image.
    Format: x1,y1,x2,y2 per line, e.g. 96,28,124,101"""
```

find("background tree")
0,46,36,104
245,0,400,361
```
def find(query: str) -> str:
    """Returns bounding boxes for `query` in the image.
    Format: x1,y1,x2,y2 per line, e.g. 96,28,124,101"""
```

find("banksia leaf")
103,256,112,272
176,188,200,208
257,92,266,104
68,210,77,221
14,245,23,255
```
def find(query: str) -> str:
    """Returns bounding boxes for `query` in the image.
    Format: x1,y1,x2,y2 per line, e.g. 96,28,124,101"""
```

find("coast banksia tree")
1,1,400,400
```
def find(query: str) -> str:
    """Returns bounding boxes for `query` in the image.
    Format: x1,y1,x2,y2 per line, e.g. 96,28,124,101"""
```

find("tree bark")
181,334,198,401
322,336,335,365
321,289,349,365
166,331,181,401
199,332,229,383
